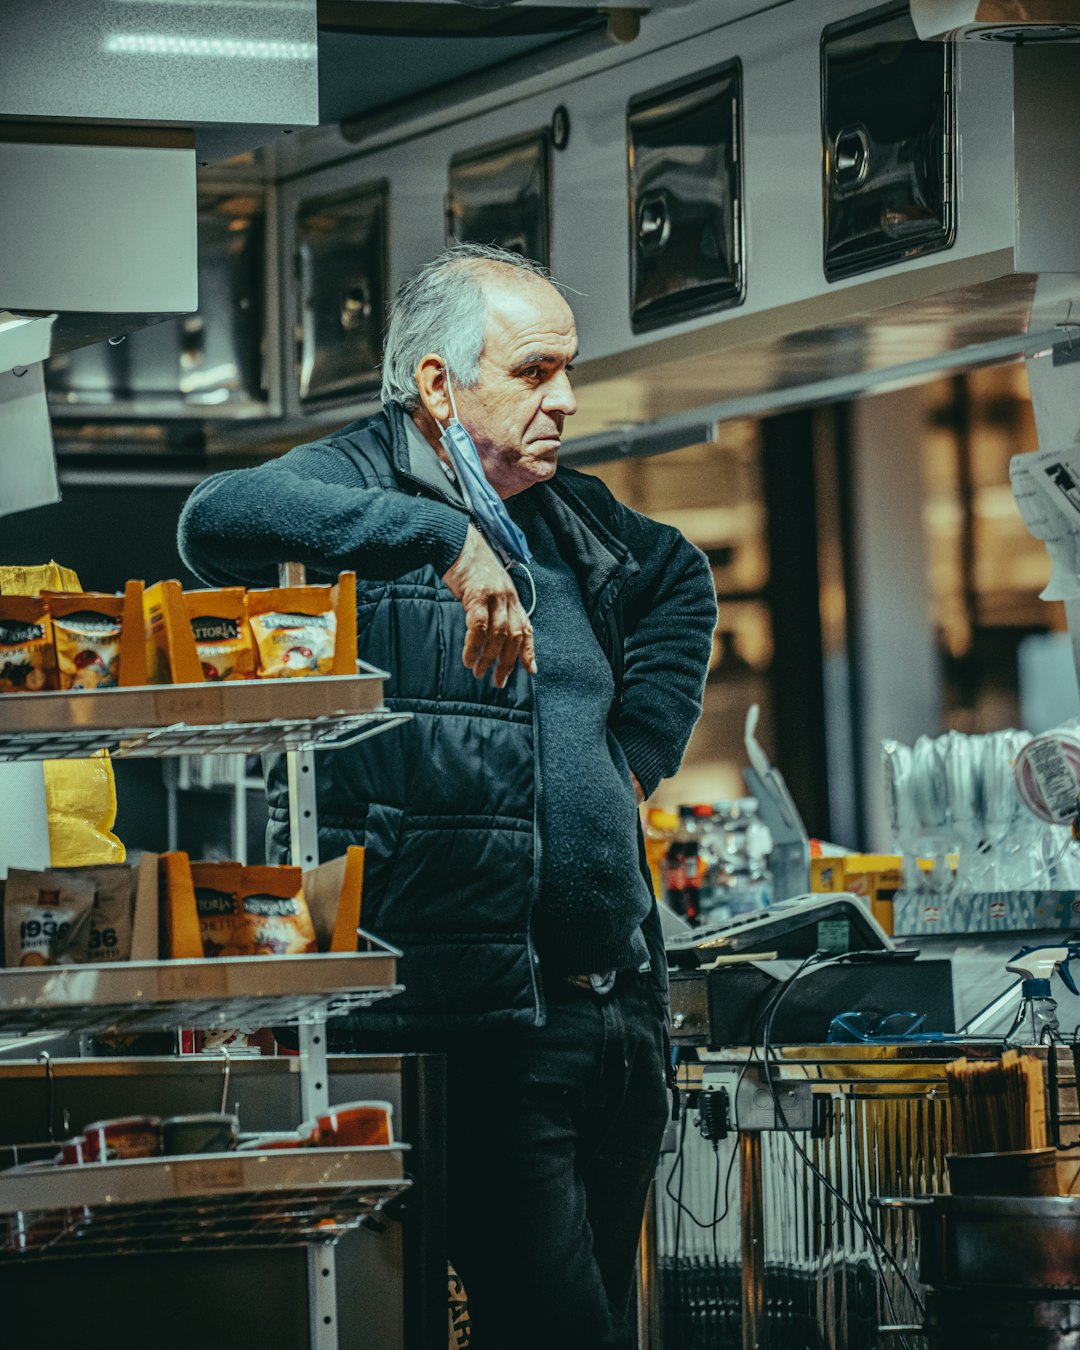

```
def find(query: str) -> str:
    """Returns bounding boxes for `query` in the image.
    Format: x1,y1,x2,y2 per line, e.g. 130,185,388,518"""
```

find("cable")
758,952,927,1339
662,1084,739,1231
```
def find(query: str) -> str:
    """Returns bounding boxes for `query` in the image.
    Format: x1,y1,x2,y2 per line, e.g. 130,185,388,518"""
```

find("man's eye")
522,366,542,380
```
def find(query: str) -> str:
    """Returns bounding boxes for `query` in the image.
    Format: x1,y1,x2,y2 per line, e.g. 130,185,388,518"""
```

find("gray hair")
380,243,555,412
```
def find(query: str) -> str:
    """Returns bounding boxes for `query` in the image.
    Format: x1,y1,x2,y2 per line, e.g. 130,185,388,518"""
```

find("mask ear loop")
509,559,537,619
429,361,459,433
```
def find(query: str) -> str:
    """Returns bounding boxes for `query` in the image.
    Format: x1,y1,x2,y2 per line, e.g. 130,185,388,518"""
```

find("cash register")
666,894,955,1047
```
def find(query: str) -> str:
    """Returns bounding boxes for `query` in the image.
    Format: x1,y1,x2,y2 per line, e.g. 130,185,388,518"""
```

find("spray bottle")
1004,945,1078,1044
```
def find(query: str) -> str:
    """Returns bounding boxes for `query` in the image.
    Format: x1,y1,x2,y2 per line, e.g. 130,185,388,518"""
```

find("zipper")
397,462,474,516
527,669,546,1027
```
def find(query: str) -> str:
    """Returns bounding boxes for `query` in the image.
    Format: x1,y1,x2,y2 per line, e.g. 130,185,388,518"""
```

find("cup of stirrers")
945,1051,1057,1196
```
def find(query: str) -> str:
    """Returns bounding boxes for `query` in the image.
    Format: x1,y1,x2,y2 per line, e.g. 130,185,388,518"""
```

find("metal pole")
280,561,338,1350
740,1130,765,1350
232,753,247,865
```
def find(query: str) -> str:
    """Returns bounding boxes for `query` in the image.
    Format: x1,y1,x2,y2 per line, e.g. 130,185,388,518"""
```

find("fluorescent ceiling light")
104,33,316,59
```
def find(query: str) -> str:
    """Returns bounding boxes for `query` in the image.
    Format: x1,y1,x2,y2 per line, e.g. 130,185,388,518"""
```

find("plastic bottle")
663,807,710,925
1005,948,1068,1045
707,798,773,919
1013,978,1061,1044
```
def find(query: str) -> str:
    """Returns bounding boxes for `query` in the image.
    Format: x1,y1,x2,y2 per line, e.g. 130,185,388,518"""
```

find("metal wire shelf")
0,670,407,763
0,1147,410,1260
0,946,402,1037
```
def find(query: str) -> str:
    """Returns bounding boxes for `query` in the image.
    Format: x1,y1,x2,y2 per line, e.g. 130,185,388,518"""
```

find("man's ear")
415,353,452,425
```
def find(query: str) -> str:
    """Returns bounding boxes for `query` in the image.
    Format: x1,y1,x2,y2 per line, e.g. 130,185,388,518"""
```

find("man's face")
451,274,578,500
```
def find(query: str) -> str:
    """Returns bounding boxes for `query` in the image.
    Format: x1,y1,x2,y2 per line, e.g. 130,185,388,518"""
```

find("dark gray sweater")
508,492,652,976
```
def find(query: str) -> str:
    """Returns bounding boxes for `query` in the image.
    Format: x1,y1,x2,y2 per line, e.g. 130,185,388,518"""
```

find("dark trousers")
444,970,670,1350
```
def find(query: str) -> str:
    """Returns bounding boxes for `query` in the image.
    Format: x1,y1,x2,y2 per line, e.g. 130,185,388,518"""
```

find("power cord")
758,951,927,1342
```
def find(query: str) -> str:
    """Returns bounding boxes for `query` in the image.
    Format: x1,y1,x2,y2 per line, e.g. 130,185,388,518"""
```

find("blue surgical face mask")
436,372,534,573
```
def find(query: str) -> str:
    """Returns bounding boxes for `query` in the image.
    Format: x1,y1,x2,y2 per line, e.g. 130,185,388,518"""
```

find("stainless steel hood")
255,0,1080,462
911,0,1080,42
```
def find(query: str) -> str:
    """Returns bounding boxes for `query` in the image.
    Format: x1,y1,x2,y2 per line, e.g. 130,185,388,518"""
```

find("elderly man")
179,243,716,1350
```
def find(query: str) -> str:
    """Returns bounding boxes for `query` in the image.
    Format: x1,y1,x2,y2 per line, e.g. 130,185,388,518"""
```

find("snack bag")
183,588,255,682
0,596,57,692
189,861,243,957
79,864,136,963
3,868,95,966
247,589,338,678
190,861,317,957
235,867,318,955
0,561,80,596
46,593,125,689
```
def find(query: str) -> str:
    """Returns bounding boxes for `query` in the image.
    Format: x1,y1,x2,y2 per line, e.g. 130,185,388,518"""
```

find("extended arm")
178,438,535,684
178,440,470,589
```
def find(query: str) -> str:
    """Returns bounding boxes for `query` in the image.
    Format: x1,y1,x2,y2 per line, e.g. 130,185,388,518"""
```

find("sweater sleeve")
177,439,471,589
605,500,718,799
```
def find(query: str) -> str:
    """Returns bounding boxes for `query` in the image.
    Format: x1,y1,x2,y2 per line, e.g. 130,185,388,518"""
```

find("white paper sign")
1010,445,1080,600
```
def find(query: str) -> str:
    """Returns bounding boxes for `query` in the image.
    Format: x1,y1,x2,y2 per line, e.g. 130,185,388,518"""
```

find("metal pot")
879,1196,1080,1292
925,1291,1080,1350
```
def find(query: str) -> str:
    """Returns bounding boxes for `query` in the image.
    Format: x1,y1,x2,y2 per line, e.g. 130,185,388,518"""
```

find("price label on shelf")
158,964,227,999
172,1158,245,1195
154,686,226,725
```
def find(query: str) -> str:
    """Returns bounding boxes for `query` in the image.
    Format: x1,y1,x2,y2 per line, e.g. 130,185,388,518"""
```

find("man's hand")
442,524,537,687
631,772,646,805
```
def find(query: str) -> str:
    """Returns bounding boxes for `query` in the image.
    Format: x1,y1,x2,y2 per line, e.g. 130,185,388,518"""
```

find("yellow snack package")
246,572,357,678
247,589,338,678
183,588,255,682
46,593,123,689
43,583,145,690
0,596,58,692
1,564,125,867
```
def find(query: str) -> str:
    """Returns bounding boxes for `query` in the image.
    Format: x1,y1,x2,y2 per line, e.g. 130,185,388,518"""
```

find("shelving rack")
0,644,411,1350
0,1146,410,1261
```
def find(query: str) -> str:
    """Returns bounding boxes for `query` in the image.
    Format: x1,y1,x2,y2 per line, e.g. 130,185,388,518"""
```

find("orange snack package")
44,582,145,689
0,596,58,692
246,572,357,678
190,862,317,957
183,588,255,682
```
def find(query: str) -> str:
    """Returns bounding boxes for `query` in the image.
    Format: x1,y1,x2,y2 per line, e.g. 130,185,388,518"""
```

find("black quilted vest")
264,407,667,1036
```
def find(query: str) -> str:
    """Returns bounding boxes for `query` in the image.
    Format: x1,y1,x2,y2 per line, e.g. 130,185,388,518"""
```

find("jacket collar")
384,403,637,619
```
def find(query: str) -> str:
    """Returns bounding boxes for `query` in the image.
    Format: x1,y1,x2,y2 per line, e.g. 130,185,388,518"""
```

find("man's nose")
543,369,577,418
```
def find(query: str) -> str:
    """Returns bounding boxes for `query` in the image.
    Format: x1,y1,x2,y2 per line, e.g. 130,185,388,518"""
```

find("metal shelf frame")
0,618,409,1347
0,1146,411,1262
0,947,403,1038
0,668,406,764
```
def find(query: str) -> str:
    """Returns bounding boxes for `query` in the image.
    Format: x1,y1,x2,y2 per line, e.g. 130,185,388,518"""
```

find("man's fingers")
493,628,522,688
462,600,490,671
475,596,509,679
456,578,537,685
520,623,537,676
